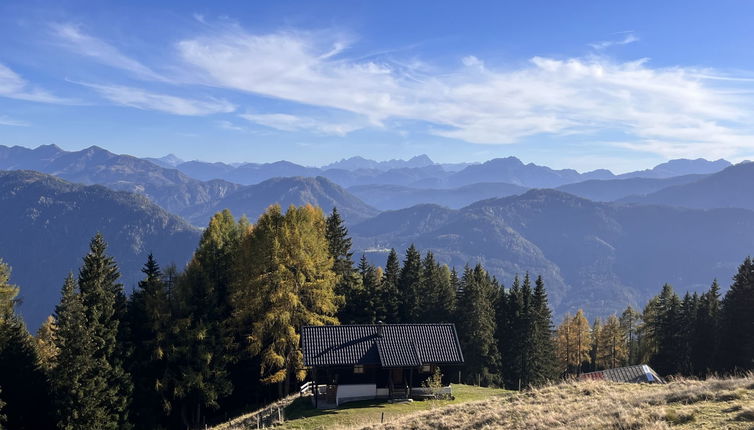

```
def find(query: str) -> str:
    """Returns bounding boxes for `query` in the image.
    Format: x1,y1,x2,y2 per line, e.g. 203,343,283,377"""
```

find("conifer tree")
650,284,682,375
455,265,500,386
125,255,171,429
598,315,627,369
720,257,754,371
555,313,573,376
527,276,557,385
0,260,55,429
637,296,658,364
693,280,721,374
66,234,132,429
398,245,423,323
589,318,603,371
52,274,98,430
168,210,245,428
572,310,592,375
379,249,401,323
326,208,364,324
677,293,698,374
418,252,456,323
34,315,59,372
619,306,641,366
356,255,379,324
233,205,339,396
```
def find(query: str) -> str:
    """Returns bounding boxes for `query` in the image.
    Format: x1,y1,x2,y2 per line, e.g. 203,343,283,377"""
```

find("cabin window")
421,364,432,373
354,365,364,374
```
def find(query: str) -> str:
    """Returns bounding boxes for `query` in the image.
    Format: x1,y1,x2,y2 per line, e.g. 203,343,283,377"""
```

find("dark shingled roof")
301,323,464,367
579,365,665,384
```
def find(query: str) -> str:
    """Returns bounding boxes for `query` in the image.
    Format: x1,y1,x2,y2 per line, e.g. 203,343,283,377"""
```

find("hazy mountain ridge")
352,189,754,317
0,170,201,328
183,176,379,225
621,162,754,210
348,182,529,210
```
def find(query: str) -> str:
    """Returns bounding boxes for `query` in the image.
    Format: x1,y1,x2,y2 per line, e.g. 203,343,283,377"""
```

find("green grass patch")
278,384,510,430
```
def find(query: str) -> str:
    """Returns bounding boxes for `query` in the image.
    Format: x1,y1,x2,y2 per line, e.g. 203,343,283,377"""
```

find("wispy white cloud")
216,119,245,131
240,113,362,136
79,82,235,115
0,115,30,127
589,32,639,50
50,23,166,81
0,63,73,104
174,26,754,159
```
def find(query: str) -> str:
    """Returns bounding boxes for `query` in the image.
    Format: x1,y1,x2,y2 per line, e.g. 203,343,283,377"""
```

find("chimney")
377,320,384,338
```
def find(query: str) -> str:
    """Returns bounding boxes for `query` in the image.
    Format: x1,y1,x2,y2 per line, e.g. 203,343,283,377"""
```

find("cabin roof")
301,323,464,368
579,365,665,384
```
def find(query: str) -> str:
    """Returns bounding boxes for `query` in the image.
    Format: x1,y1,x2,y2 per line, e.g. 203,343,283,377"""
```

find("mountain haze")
0,170,201,329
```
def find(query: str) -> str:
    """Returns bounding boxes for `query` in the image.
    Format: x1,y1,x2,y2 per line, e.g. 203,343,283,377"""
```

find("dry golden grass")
359,374,754,430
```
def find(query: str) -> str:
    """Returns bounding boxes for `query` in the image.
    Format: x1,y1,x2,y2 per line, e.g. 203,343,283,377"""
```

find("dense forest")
0,204,753,430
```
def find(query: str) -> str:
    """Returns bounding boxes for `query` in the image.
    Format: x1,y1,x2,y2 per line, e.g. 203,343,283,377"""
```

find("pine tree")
398,245,423,323
720,257,754,371
125,254,171,429
693,280,721,374
677,293,698,374
0,260,55,429
638,296,660,365
233,205,339,396
528,276,557,385
455,265,500,386
380,249,401,323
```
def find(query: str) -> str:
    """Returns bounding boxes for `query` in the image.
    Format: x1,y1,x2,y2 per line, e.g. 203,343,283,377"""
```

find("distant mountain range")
351,189,754,317
2,144,752,329
0,170,200,328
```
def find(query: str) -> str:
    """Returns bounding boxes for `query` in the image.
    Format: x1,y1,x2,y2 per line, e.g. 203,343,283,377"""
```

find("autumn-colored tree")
598,315,628,369
233,205,339,395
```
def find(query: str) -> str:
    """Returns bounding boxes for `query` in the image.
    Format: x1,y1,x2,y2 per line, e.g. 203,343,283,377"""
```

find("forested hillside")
0,170,200,327
352,189,754,316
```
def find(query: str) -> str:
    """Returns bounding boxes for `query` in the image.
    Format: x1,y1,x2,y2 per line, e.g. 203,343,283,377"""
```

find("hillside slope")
351,189,754,316
365,375,754,430
0,170,201,328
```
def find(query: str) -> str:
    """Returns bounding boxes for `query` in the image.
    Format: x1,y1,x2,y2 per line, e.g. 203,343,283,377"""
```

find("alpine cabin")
301,323,464,407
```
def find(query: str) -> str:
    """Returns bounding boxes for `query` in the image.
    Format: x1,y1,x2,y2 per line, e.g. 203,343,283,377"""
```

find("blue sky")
2,0,754,172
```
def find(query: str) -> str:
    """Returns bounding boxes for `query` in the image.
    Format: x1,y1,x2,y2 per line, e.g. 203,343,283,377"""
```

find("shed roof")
579,365,665,384
301,323,464,367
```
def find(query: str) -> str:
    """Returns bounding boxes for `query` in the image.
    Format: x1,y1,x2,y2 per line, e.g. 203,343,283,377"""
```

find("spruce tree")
527,276,557,385
418,252,456,323
357,255,379,324
380,249,401,323
398,245,423,323
720,257,754,371
168,211,244,428
677,292,698,374
455,265,500,386
326,208,364,324
125,254,171,429
52,274,98,430
650,284,682,375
